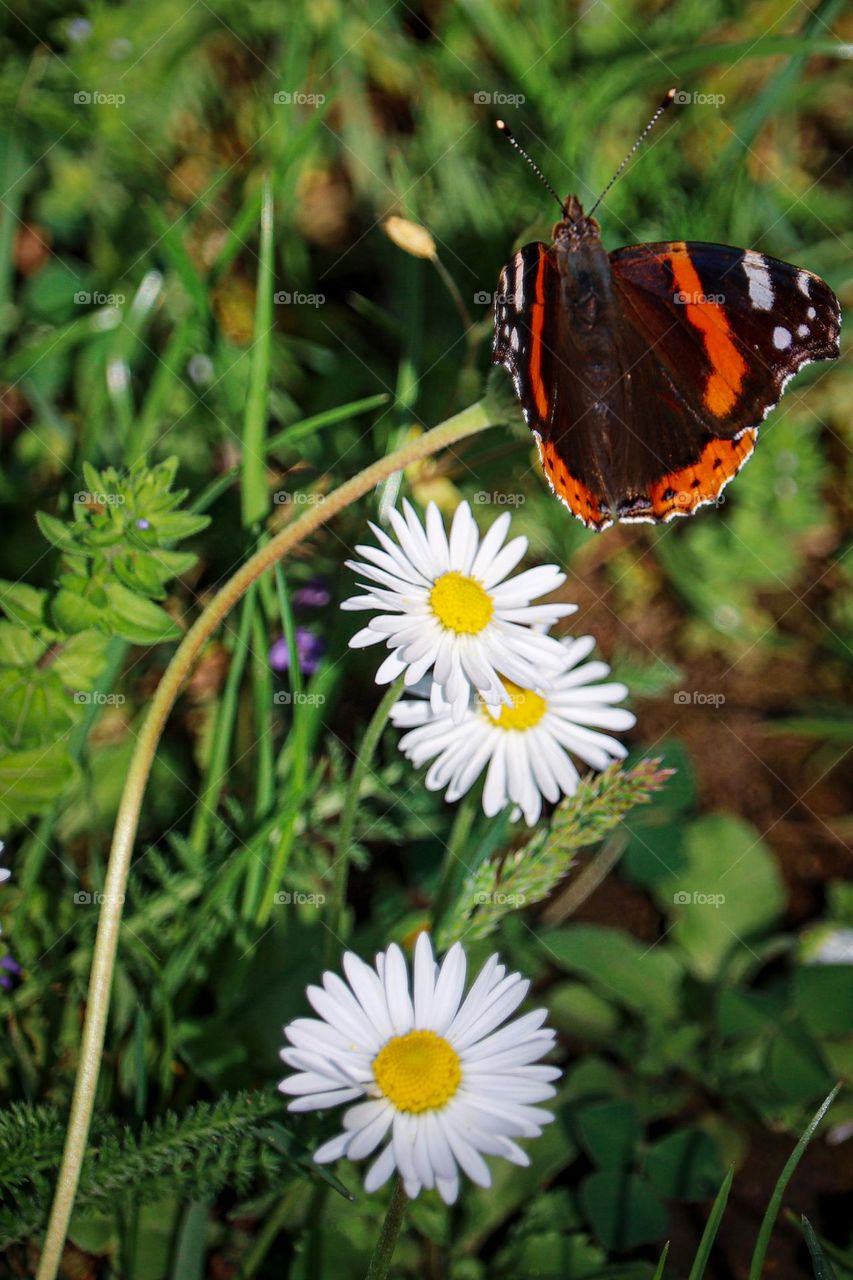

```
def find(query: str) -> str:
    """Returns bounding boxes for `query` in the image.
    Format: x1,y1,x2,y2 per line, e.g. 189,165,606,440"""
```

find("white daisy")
390,636,636,825
342,499,576,722
279,933,560,1203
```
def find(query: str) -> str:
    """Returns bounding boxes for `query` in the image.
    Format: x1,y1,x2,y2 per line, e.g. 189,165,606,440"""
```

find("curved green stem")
323,673,406,961
35,400,497,1280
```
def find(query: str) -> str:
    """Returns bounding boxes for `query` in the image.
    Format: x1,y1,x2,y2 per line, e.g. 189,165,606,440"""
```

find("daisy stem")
365,1176,408,1280
35,398,498,1280
432,787,480,931
325,673,406,963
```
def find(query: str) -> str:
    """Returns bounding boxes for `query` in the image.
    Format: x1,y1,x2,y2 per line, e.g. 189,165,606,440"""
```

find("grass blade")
652,1241,670,1280
801,1216,839,1280
689,1165,734,1280
748,1086,841,1280
241,175,274,527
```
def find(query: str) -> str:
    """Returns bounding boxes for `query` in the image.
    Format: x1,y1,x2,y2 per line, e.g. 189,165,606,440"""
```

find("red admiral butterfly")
493,91,841,531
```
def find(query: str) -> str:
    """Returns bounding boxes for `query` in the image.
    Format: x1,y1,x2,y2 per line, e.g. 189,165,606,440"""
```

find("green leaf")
36,510,81,552
0,622,47,667
577,1102,641,1170
149,511,210,542
0,741,76,826
103,583,181,645
767,1024,834,1104
150,549,198,579
581,1170,668,1250
0,668,76,750
51,588,104,634
50,631,112,691
541,924,684,1023
717,988,785,1039
644,1129,724,1201
549,981,621,1043
170,1201,210,1280
655,814,786,978
795,967,853,1038
112,552,171,599
67,1211,116,1254
0,580,48,630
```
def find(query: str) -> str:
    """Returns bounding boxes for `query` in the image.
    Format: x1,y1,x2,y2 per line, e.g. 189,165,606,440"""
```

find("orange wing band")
648,430,757,520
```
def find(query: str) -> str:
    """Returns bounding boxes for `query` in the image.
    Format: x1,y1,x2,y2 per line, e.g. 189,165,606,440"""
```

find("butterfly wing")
493,243,615,530
610,242,840,431
603,241,839,522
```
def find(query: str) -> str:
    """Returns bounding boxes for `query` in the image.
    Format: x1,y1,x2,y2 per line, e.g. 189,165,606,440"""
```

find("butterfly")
492,96,841,531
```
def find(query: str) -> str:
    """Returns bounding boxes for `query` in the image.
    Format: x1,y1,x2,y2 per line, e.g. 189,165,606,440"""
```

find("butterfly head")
553,197,601,248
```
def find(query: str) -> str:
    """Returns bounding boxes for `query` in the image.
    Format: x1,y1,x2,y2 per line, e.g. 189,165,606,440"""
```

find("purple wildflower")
293,579,330,608
0,955,21,991
269,628,325,677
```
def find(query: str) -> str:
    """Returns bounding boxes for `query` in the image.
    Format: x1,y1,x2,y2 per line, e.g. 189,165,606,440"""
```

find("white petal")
364,1142,397,1193
314,1131,351,1163
430,944,467,1033
375,649,409,684
346,1103,395,1159
413,931,437,1026
383,944,415,1034
479,536,528,588
342,953,395,1042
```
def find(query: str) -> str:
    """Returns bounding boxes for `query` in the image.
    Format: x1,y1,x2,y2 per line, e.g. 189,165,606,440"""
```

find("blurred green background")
0,0,851,1276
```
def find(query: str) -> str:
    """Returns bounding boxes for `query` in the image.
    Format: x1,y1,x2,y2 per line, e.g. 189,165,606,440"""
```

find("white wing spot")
797,324,809,338
514,264,525,311
796,270,811,297
510,329,520,351
743,255,774,311
807,306,816,319
773,326,792,350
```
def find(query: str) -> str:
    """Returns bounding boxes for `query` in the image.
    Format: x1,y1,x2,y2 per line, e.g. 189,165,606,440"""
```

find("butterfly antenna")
495,120,566,217
587,88,677,219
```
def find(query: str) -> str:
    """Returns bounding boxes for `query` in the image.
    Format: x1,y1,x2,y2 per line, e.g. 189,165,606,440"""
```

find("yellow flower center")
372,1030,462,1113
483,678,547,731
429,571,494,635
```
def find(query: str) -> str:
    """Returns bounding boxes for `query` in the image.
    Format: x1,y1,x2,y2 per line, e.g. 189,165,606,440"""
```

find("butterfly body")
494,195,841,530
